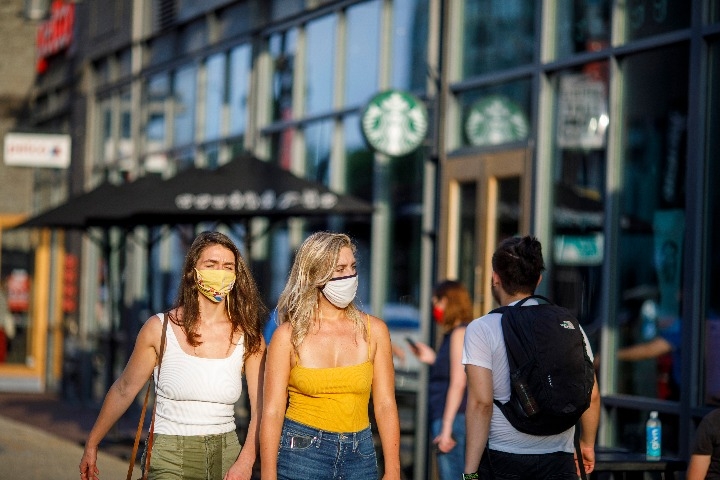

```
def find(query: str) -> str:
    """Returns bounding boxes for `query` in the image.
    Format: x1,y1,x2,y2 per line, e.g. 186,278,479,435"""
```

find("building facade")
2,0,719,478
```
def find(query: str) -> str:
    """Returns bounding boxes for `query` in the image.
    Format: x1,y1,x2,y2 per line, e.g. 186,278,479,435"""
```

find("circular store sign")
361,90,429,157
464,95,529,146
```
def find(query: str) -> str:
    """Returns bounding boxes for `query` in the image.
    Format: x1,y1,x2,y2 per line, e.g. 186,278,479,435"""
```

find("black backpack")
491,295,595,436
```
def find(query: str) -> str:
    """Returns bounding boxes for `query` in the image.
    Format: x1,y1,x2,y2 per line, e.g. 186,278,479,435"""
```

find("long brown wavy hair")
167,231,266,362
276,231,365,351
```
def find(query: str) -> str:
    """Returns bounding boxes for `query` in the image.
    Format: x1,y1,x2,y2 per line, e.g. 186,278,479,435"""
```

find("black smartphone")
405,336,417,348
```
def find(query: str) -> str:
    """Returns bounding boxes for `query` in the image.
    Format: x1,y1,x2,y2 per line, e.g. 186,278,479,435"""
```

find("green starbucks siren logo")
465,95,529,146
361,90,429,157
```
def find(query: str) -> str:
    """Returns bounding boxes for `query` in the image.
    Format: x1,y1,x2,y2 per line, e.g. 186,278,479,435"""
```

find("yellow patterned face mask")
195,268,236,303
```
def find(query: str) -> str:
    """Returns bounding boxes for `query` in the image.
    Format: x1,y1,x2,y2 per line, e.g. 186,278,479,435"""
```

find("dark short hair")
491,235,545,296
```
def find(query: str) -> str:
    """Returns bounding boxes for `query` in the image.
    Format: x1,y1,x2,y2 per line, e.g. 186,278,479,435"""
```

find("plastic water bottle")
514,379,539,416
646,411,662,460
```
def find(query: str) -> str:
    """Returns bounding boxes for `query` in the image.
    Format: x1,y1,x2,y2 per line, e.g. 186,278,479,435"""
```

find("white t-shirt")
462,299,594,454
153,313,245,435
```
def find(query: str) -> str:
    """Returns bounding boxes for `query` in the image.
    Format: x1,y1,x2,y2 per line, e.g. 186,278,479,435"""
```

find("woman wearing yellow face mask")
80,231,267,480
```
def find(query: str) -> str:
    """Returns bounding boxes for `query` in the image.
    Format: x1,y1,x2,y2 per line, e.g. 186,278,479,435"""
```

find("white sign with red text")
3,132,71,168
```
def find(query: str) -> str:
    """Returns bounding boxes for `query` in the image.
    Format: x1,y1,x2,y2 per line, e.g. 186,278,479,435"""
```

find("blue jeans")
276,418,378,480
479,448,576,480
431,414,466,480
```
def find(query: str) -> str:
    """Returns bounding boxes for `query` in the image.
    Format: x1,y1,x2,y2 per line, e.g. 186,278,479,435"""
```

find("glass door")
438,149,530,316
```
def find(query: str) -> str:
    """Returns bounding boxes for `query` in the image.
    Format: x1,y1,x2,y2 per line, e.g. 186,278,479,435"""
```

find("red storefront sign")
36,0,75,74
7,269,30,313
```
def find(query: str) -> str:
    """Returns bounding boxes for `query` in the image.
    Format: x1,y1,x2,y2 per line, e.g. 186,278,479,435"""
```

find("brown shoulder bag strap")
126,314,169,480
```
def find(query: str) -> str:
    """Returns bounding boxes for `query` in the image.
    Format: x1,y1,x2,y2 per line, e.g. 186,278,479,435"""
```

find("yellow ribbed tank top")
285,316,374,433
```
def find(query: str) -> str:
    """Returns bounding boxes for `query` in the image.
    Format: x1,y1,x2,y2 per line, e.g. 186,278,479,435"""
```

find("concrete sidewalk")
0,392,142,480
0,414,133,480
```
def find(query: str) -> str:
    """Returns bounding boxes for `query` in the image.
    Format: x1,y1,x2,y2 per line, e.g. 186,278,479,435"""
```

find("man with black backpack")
461,236,600,480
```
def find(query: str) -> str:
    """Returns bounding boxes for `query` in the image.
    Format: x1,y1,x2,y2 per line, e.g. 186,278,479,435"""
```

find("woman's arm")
260,323,293,480
435,326,467,453
80,316,162,480
227,337,266,480
370,317,401,480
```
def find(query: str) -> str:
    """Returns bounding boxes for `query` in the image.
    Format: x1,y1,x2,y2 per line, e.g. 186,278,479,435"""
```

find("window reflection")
456,79,532,148
204,53,225,141
345,1,380,107
270,29,297,123
173,65,197,147
391,0,429,91
462,0,535,78
304,120,333,185
550,64,608,371
144,73,170,153
615,45,688,403
229,45,251,136
305,15,336,115
623,0,690,42
704,43,720,407
554,0,610,60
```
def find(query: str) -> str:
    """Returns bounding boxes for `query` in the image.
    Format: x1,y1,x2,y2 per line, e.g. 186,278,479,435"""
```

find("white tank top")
153,313,245,435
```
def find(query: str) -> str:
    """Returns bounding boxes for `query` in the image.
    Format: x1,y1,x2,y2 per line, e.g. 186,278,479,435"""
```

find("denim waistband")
282,417,372,446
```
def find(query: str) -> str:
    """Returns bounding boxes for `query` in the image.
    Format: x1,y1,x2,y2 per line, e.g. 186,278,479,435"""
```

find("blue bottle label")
646,425,661,458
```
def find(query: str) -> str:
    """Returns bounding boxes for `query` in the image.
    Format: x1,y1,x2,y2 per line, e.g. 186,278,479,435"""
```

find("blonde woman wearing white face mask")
80,231,267,480
260,231,401,480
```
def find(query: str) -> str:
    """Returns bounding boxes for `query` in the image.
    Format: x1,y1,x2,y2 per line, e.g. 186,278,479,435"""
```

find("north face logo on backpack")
491,295,595,436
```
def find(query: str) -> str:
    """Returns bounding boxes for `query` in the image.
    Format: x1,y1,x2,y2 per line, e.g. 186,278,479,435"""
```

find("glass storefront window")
344,114,373,203
305,15,337,115
97,96,113,167
146,32,176,66
455,79,532,148
712,2,720,23
119,88,133,164
391,0,429,92
554,0,611,60
204,53,225,141
270,29,298,123
549,65,609,352
217,3,254,39
304,120,333,185
704,42,720,407
344,1,380,107
623,0,690,42
461,0,535,78
172,64,197,147
270,128,296,171
229,45,251,137
615,44,689,403
144,73,170,154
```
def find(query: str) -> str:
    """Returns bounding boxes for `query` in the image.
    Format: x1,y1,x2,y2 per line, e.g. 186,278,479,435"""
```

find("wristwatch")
462,473,479,480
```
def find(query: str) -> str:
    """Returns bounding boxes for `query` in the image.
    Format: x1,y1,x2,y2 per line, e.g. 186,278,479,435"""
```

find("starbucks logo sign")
465,95,529,146
361,90,428,157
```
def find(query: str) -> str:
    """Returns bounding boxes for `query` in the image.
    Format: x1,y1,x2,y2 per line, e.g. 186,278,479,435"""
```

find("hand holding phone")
405,336,417,349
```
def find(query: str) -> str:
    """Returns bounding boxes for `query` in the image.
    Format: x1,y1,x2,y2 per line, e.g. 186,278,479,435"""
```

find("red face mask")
432,305,444,324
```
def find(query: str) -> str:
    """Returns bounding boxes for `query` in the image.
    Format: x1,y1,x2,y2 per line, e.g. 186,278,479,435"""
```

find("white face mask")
322,274,358,308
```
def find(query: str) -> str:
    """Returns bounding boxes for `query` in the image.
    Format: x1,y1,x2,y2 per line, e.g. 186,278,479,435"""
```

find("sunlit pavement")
0,415,132,480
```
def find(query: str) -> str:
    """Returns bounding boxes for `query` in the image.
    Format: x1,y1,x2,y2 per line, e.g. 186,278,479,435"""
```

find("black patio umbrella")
88,154,374,227
14,174,164,230
13,181,122,230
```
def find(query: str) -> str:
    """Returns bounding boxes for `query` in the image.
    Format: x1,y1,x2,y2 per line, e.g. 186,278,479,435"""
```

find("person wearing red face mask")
408,280,473,480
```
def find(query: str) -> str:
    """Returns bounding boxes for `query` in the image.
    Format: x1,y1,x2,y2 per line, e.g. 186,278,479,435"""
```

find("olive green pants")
144,431,241,480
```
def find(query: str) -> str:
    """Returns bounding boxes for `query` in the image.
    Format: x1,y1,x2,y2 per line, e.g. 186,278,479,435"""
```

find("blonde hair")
277,231,365,350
